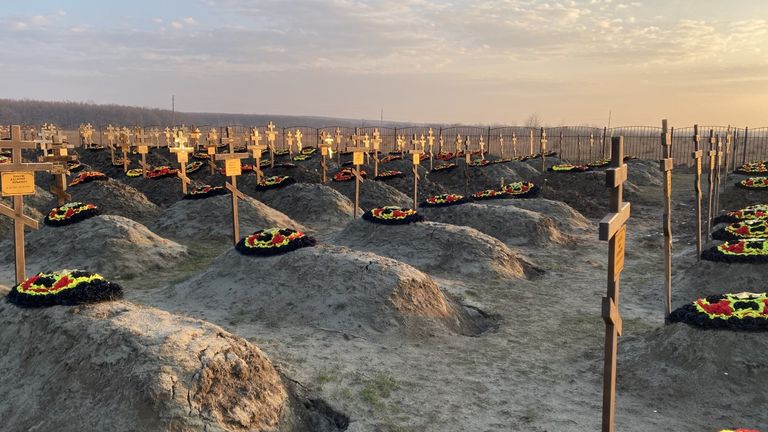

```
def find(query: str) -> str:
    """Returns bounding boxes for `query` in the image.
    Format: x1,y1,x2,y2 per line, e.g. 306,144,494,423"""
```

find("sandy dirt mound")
0,298,345,432
0,215,187,281
626,159,663,187
125,175,185,208
482,197,591,232
331,219,535,280
68,178,162,224
330,179,412,211
168,244,481,336
420,203,570,246
151,194,304,243
428,163,536,195
671,259,766,304
718,179,768,214
540,171,641,218
256,183,359,233
618,323,767,429
0,202,43,238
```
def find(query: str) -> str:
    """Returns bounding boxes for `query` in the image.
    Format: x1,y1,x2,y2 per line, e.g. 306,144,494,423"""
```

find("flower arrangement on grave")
44,202,99,227
333,168,366,182
431,162,457,172
503,181,539,198
301,147,317,155
515,155,532,162
259,159,271,167
292,153,312,161
111,161,125,167
422,193,468,207
255,175,296,191
735,161,768,176
87,145,106,151
273,162,297,169
0,150,9,157
274,149,290,157
437,152,464,161
490,158,513,165
374,170,404,181
713,204,768,225
186,161,204,173
7,270,123,308
67,161,84,172
126,169,142,178
183,185,228,200
718,429,760,432
472,189,508,200
669,292,768,331
0,155,10,164
192,152,210,160
550,164,591,172
713,219,768,241
702,238,768,263
588,159,611,168
235,228,316,256
69,171,107,187
468,159,491,168
362,206,424,225
146,166,179,179
736,177,768,190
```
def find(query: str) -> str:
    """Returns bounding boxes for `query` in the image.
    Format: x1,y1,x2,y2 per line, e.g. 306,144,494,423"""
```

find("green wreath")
183,185,228,200
7,270,123,308
422,194,468,207
431,163,457,173
192,152,210,160
67,161,84,173
472,189,508,200
588,159,611,168
301,147,317,155
736,177,768,189
147,166,178,179
235,228,316,256
362,206,424,225
186,161,204,173
550,164,591,172
702,238,768,263
374,170,404,181
293,153,312,161
255,175,296,191
670,292,768,331
468,159,490,168
44,202,100,227
274,149,290,157
503,181,539,198
713,204,768,225
69,171,107,187
713,219,768,241
126,168,142,178
0,155,9,164
87,145,106,151
735,161,768,176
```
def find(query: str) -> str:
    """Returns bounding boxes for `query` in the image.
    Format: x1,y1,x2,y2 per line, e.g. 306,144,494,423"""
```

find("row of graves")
1,119,763,431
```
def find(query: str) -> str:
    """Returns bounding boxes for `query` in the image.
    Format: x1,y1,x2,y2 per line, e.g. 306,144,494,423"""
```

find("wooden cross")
706,129,717,238
438,134,445,155
692,125,704,260
0,125,54,283
478,135,485,160
528,129,534,156
39,133,77,205
372,129,382,177
559,131,564,162
723,127,733,187
396,135,406,158
713,134,724,216
334,128,343,165
266,121,279,168
539,128,548,172
590,133,595,163
79,123,94,148
598,136,630,432
118,127,133,172
206,128,220,174
295,129,304,153
409,149,423,209
164,127,173,147
499,133,505,159
105,125,118,164
214,136,249,245
36,125,55,157
286,131,295,155
463,136,472,165
348,146,367,218
454,134,462,164
512,132,518,159
170,130,195,195
660,120,673,321
149,128,161,146
189,127,202,150
248,128,268,185
134,127,156,178
427,129,435,171
319,132,334,184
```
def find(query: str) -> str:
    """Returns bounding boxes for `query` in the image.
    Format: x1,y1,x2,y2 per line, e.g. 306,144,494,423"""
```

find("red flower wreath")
255,175,296,191
44,202,100,227
431,162,457,173
362,206,424,225
69,171,107,187
333,168,366,182
713,204,768,225
380,155,403,164
374,170,404,181
235,228,316,256
503,181,539,198
736,177,768,189
147,166,179,179
186,161,204,173
422,193,468,207
670,292,768,331
7,270,123,308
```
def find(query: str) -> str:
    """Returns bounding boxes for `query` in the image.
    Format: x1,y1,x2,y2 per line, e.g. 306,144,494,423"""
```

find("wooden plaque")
207,147,216,155
412,153,421,165
137,145,149,155
614,225,626,275
60,148,68,156
1,172,36,197
176,152,189,163
353,152,364,166
465,153,471,164
321,146,329,156
225,159,242,176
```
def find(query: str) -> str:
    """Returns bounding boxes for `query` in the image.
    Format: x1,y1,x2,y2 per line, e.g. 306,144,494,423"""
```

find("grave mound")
672,259,766,302
482,197,591,232
257,183,359,232
626,159,663,187
67,178,162,224
169,244,484,336
330,178,412,211
332,219,537,280
0,298,345,431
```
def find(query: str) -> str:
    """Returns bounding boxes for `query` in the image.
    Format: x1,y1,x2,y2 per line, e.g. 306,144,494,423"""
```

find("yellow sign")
353,152,364,166
1,172,35,197
321,146,328,156
207,147,216,155
60,148,68,156
225,159,242,177
613,225,626,275
137,145,149,155
412,153,421,165
465,153,471,164
176,152,189,163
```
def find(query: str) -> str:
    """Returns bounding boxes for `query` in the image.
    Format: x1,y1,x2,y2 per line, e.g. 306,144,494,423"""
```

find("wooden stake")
660,119,673,321
539,128,547,172
427,128,435,172
0,125,54,283
706,130,716,239
599,136,629,432
713,134,724,216
372,129,382,177
266,121,279,169
320,132,334,184
214,136,249,245
169,130,195,195
692,125,703,260
349,147,367,218
409,149,423,209
248,127,267,186
39,132,76,205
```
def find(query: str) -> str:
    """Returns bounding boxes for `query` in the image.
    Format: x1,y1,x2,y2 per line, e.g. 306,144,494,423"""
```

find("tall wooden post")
498,133,505,159
577,135,582,163
706,130,716,238
134,127,154,178
106,125,117,164
660,120,673,321
320,132,334,184
598,136,630,432
119,127,132,173
40,132,76,205
335,128,343,165
692,125,703,260
528,129,534,157
741,127,749,165
373,129,382,177
713,134,724,216
214,138,249,245
349,147,367,218
511,132,517,159
248,128,267,186
427,128,435,171
539,128,547,172
206,128,219,175
559,131,564,162
169,130,195,195
723,127,733,187
409,149,423,209
266,122,279,168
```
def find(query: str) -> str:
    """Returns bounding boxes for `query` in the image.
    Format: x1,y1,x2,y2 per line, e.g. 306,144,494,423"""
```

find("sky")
1,0,767,126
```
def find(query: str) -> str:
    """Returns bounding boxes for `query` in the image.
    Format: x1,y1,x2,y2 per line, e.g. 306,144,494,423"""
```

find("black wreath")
736,179,768,190
712,221,768,242
254,176,296,191
7,270,123,308
43,202,100,227
183,186,228,200
421,195,469,207
701,241,768,264
669,296,768,331
504,183,540,199
374,171,404,181
361,207,425,225
235,229,317,256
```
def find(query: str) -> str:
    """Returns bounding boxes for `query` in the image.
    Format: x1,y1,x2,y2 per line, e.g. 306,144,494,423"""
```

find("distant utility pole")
172,95,175,126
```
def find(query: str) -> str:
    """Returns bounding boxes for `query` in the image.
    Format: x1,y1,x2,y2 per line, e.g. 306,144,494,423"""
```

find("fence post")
660,120,673,322
742,127,749,165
